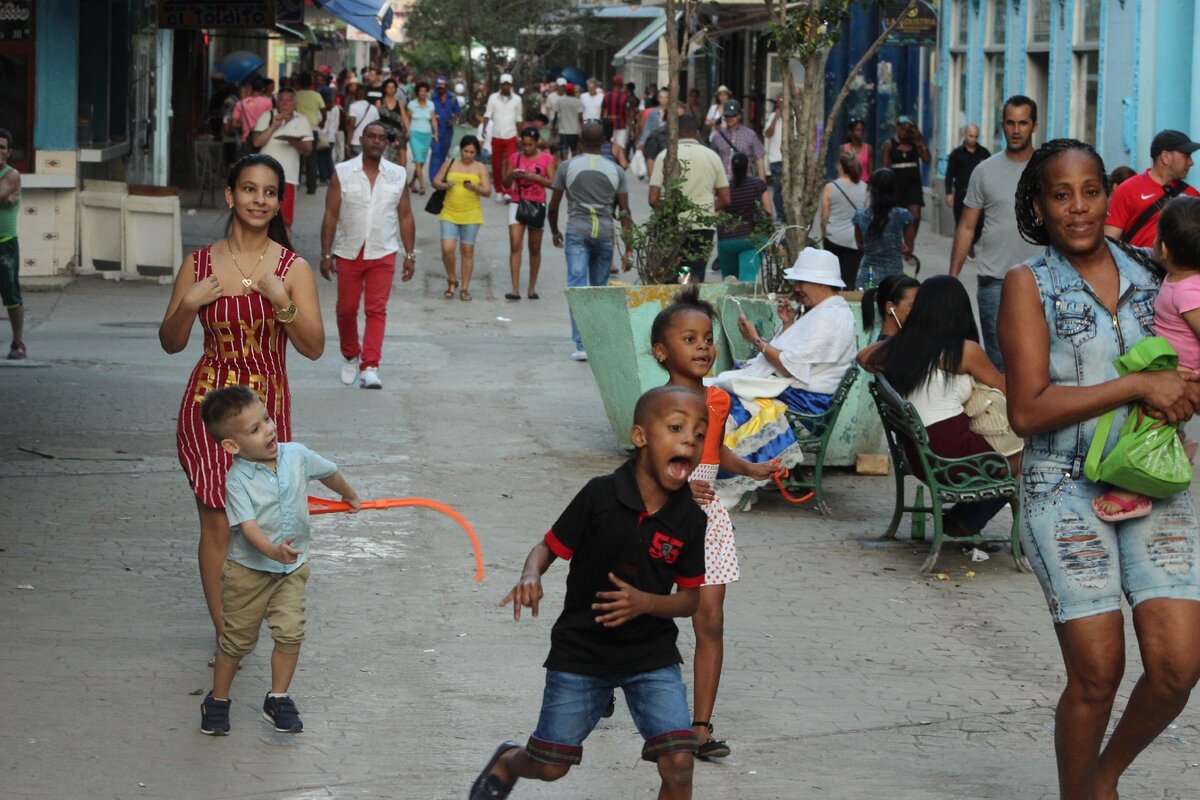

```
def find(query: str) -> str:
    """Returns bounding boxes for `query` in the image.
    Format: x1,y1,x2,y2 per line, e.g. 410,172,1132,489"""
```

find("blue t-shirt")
852,206,913,287
224,442,337,574
407,99,436,134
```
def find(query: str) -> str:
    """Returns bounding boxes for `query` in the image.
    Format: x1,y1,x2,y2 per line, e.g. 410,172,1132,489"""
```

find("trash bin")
79,186,127,276
123,186,182,282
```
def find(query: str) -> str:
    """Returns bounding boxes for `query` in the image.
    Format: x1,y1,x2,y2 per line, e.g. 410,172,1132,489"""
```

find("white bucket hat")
782,247,845,288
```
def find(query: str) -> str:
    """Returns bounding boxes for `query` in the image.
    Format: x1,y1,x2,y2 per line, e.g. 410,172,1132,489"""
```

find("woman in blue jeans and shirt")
1001,138,1200,800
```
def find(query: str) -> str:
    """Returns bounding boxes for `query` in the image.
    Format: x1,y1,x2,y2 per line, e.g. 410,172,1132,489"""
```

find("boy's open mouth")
666,455,692,482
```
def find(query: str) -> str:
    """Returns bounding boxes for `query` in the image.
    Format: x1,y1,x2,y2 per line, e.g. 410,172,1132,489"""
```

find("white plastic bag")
631,149,647,180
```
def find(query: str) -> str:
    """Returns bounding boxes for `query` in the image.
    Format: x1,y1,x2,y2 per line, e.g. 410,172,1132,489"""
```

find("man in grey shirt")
549,122,632,360
949,95,1043,371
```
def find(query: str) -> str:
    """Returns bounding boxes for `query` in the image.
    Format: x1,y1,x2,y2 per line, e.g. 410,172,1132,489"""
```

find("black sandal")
504,293,521,300
527,292,539,300
693,720,731,759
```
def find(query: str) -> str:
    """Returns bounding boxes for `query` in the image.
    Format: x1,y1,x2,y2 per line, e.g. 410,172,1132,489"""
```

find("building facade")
938,0,1200,177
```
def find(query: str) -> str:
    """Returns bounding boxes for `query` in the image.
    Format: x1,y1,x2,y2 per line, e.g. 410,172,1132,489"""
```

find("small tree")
766,0,917,258
661,0,702,184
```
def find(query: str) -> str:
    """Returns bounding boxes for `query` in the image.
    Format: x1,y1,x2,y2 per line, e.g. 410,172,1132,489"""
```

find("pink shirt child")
1154,274,1200,372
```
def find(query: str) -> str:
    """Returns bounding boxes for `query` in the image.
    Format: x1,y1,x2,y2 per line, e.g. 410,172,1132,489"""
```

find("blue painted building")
936,0,1200,179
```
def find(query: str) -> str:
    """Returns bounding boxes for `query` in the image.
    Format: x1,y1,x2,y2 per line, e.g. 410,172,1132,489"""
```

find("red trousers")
491,137,517,196
335,250,396,369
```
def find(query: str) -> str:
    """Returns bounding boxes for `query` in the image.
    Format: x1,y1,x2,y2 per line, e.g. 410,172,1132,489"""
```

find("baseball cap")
722,99,742,117
1151,129,1200,159
897,114,914,126
556,77,567,86
500,73,513,84
436,75,447,86
612,74,623,84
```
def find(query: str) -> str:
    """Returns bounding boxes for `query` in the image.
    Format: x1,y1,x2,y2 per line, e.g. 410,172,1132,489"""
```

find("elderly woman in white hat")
706,248,858,509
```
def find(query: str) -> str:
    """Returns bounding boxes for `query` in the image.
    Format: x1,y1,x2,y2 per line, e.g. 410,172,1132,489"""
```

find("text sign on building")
883,0,937,46
0,0,34,42
275,0,304,26
158,1,275,29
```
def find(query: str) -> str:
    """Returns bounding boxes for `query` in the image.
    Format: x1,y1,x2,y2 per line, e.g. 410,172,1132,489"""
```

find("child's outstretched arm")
719,444,779,482
238,518,303,564
500,541,557,621
317,470,361,512
593,575,699,627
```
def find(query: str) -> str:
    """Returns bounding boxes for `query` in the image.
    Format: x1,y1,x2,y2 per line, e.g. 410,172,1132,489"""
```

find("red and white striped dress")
176,245,296,509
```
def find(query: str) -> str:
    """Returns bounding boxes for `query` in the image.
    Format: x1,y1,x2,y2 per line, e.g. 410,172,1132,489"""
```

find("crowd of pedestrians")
150,63,1200,800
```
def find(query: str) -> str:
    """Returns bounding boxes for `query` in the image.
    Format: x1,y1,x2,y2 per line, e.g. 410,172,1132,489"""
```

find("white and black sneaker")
340,357,359,386
360,367,382,389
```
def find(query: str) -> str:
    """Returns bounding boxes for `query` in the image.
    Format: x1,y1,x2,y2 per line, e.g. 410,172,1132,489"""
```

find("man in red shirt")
603,75,632,151
1104,129,1200,247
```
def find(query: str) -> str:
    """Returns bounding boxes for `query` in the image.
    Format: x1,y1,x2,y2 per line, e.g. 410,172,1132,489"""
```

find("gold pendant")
241,278,253,288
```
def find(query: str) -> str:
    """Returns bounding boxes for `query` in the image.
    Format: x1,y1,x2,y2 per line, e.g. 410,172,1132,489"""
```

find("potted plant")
564,178,760,450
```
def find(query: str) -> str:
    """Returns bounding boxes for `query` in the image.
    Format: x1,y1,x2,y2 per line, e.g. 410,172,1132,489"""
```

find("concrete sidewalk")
1,173,1197,800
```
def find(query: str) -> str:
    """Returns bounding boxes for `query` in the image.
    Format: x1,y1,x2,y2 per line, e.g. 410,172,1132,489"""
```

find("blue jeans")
565,233,613,351
1021,466,1200,622
527,665,696,765
977,275,1004,371
770,161,784,222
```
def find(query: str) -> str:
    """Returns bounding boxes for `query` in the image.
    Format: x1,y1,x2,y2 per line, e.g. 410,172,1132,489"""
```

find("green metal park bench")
868,373,1030,574
780,366,860,516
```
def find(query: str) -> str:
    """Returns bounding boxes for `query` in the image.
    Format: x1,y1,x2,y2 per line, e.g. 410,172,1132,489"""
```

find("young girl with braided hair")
649,285,779,759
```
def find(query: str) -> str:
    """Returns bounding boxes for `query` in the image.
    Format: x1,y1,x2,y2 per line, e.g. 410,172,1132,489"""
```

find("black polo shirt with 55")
543,460,706,676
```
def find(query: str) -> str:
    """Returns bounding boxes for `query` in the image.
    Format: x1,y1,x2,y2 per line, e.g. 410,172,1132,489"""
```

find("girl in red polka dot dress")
650,285,779,759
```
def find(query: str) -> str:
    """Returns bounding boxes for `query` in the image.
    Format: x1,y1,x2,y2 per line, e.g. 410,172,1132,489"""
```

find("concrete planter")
566,283,882,464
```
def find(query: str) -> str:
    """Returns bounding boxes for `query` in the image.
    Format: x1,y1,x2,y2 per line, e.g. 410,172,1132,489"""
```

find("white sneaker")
570,350,588,362
340,357,359,385
494,192,505,204
359,367,382,389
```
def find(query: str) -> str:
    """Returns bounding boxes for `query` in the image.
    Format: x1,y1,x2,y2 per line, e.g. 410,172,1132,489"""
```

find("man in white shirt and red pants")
484,73,524,202
319,121,417,390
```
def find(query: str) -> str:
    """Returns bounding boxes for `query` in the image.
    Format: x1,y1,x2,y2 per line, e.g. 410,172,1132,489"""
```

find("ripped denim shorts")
1020,460,1200,623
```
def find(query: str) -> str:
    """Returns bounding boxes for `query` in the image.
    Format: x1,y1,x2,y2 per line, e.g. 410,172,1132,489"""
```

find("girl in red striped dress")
650,285,779,759
160,154,324,651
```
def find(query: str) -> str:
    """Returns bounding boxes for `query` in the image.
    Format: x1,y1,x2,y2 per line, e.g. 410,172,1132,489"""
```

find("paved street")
2,175,1198,800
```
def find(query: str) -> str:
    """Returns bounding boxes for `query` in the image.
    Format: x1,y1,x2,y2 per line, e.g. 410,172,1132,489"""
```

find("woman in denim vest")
1001,139,1200,800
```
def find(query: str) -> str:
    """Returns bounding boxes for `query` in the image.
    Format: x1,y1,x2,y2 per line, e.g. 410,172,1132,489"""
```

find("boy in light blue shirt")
198,386,360,736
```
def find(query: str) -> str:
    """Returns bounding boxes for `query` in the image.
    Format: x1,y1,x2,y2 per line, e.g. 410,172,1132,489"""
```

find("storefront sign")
0,0,34,42
158,1,274,29
883,0,937,46
275,0,304,26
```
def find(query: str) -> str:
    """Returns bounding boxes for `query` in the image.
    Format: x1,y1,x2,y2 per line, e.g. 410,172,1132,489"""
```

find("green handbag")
1083,336,1193,498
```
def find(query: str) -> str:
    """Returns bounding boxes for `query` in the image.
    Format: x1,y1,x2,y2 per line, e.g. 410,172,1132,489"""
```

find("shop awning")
313,0,394,46
612,11,666,66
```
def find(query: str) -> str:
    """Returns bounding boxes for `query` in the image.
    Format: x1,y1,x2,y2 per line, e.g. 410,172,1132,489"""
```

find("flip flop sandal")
444,281,458,299
504,293,521,300
692,721,730,759
468,741,519,799
1092,492,1153,523
527,292,539,299
460,289,473,301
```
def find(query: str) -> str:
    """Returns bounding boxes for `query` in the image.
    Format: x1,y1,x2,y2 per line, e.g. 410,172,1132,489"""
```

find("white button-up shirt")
485,91,522,140
332,155,407,260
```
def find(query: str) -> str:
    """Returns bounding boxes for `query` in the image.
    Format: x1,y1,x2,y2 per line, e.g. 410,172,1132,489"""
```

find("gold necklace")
227,239,270,290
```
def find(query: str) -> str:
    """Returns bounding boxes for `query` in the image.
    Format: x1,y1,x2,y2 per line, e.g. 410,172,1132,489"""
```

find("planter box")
567,283,882,464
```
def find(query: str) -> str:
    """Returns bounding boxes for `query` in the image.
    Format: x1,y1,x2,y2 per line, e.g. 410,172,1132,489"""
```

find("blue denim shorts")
1020,463,1200,623
527,664,697,766
440,220,480,244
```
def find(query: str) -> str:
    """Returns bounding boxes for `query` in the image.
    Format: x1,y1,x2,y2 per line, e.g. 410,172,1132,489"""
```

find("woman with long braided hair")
1000,138,1200,799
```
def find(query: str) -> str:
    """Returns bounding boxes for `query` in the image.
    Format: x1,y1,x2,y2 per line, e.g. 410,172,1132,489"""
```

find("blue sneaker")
200,692,231,736
262,694,303,733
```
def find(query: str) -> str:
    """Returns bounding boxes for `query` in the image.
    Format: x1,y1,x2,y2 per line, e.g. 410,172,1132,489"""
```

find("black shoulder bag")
425,158,452,215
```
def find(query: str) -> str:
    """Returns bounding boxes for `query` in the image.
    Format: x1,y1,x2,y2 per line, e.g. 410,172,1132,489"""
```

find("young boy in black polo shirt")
470,386,709,800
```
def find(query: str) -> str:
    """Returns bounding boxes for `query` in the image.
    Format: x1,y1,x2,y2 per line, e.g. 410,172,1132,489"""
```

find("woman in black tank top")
882,115,931,248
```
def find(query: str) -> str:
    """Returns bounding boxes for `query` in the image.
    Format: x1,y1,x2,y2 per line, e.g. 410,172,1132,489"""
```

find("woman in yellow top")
431,134,491,300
